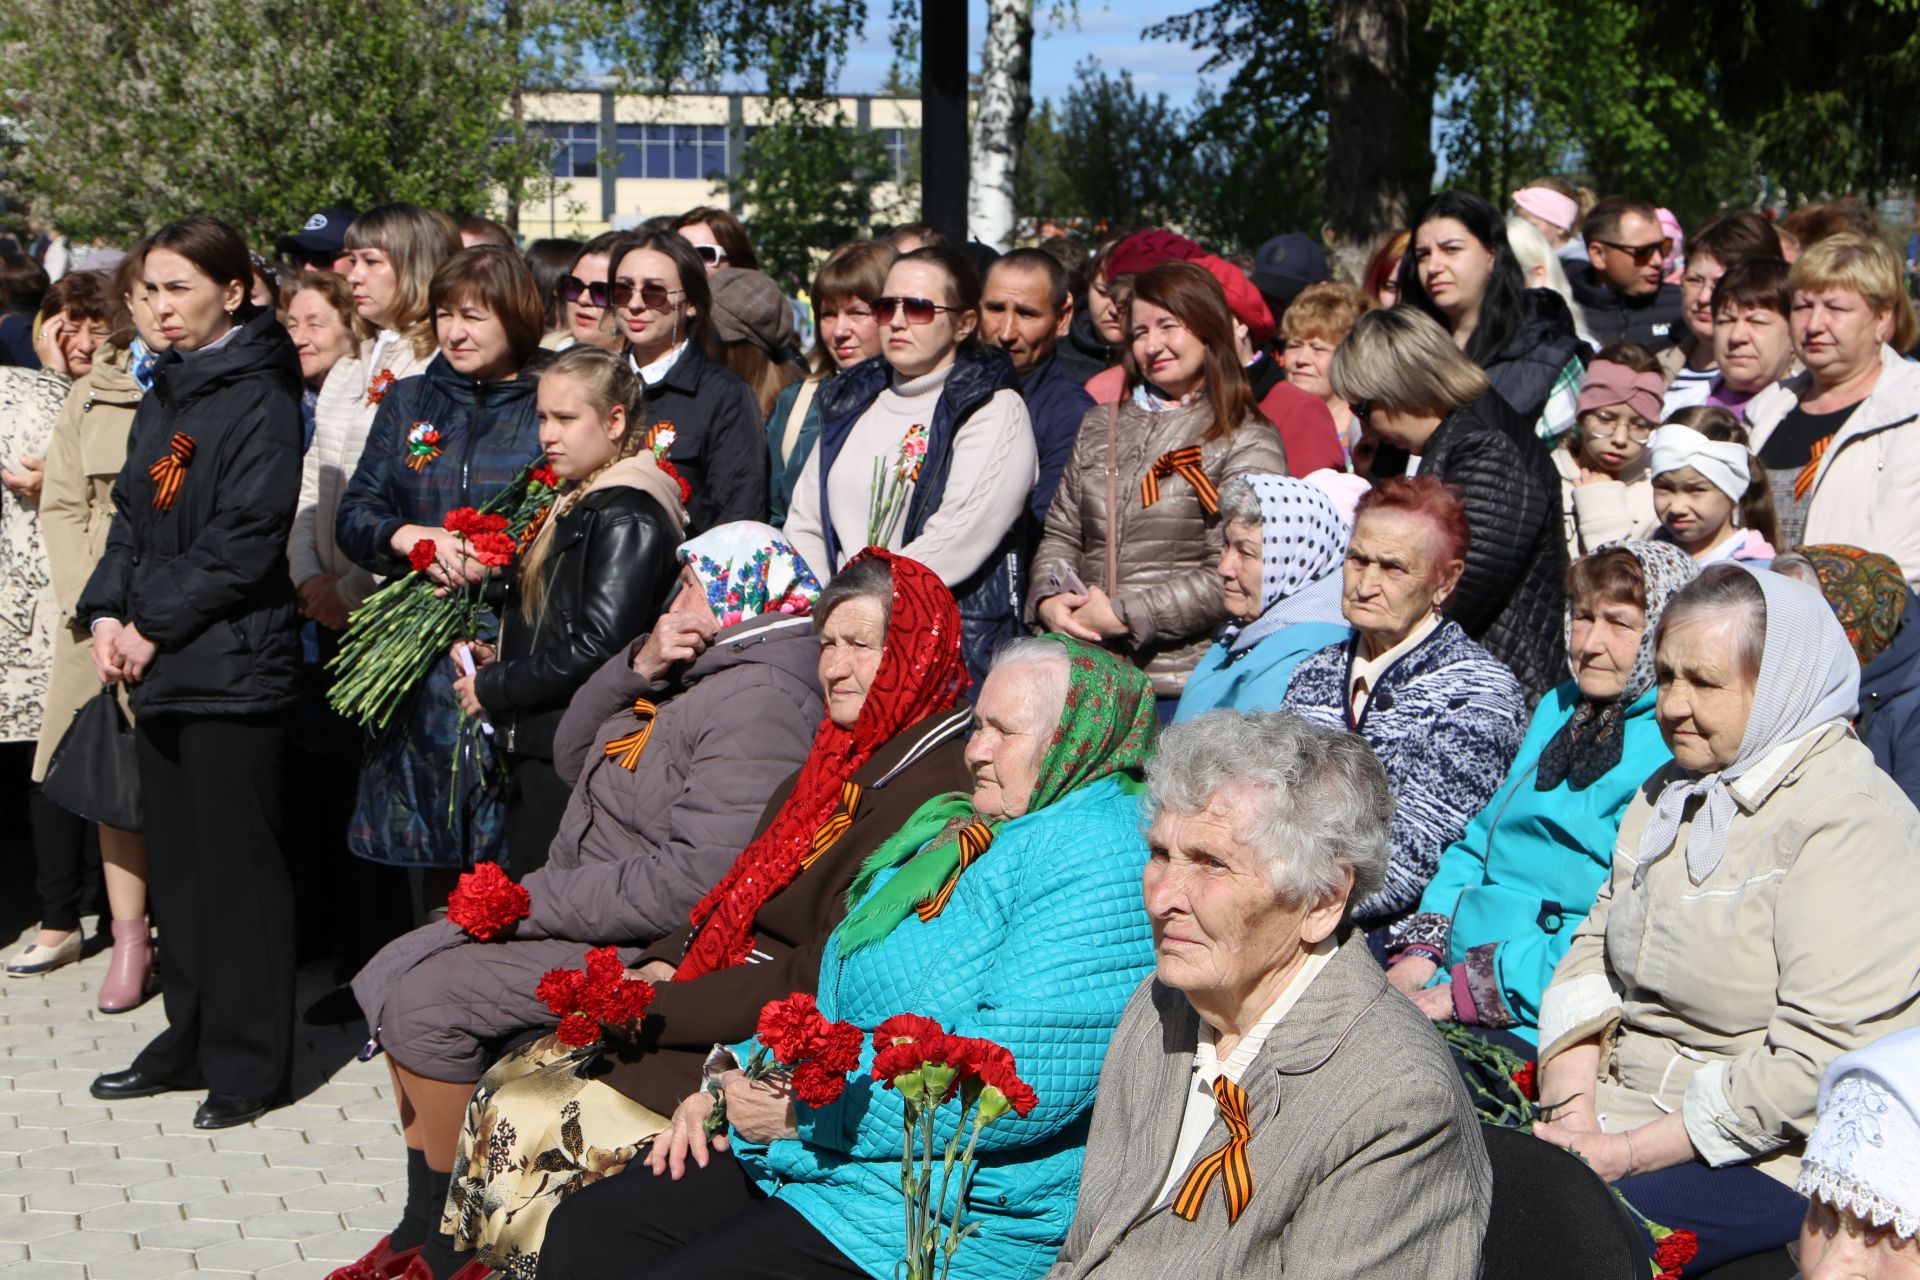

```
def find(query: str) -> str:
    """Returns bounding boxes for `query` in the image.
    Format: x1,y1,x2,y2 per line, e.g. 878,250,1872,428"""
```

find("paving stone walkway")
0,917,407,1278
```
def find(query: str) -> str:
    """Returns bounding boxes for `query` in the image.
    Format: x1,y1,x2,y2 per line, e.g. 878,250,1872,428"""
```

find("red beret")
1106,229,1205,278
1107,230,1275,346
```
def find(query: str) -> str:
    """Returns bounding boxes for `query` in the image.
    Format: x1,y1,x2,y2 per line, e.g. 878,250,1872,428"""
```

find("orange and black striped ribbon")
603,698,659,770
1140,448,1219,514
1794,435,1834,502
148,433,195,511
914,822,995,922
800,782,863,870
1171,1076,1254,1224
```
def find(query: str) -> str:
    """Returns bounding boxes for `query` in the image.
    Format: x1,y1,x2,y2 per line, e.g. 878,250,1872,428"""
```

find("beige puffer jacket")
1028,396,1288,696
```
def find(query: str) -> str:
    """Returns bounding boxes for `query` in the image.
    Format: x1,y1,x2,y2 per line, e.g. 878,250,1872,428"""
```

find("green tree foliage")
0,0,583,245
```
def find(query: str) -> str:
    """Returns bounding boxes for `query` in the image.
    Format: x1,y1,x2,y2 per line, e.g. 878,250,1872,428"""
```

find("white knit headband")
1649,425,1751,503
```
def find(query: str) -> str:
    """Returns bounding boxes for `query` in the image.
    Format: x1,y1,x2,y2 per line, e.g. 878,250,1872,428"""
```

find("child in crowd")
1649,406,1779,567
1553,342,1664,558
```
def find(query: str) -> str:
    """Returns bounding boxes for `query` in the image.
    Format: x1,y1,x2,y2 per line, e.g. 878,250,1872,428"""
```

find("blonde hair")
343,204,462,358
1789,233,1918,354
1330,306,1490,414
517,346,646,626
1280,281,1374,345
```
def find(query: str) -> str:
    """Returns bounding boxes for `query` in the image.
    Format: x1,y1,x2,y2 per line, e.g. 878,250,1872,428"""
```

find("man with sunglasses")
1570,194,1686,351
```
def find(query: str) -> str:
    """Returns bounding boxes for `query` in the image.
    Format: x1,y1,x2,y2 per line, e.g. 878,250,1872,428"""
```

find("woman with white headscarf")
1796,1027,1920,1277
1532,564,1920,1276
1174,473,1353,720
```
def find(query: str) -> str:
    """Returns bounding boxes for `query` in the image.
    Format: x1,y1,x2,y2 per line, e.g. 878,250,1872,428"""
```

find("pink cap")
1512,186,1580,234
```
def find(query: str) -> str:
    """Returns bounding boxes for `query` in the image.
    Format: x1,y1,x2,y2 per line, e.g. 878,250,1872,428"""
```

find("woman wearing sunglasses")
1028,260,1288,719
605,229,767,535
1398,190,1588,440
785,245,1038,681
544,230,625,355
670,205,757,275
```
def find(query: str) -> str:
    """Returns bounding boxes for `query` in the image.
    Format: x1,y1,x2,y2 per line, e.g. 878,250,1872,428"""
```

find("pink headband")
1512,187,1579,234
1576,360,1667,424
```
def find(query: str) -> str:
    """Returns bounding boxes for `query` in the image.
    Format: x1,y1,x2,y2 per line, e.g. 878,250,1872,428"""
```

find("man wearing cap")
1245,233,1347,473
277,208,356,273
1093,229,1344,475
1249,232,1330,331
981,249,1096,528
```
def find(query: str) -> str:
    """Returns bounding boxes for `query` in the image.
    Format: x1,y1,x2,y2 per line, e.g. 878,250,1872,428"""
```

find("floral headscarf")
679,521,822,627
836,635,1158,952
1536,540,1697,791
1790,544,1909,666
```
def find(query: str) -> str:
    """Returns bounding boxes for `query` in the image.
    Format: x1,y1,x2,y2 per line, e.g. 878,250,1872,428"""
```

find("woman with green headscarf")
1774,543,1920,808
538,635,1161,1280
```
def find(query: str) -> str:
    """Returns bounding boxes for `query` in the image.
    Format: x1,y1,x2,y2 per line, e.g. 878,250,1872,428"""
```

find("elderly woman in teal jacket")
1175,473,1354,721
538,635,1158,1280
1383,540,1694,1046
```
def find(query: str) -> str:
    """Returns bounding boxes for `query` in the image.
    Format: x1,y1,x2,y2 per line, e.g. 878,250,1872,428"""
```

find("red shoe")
325,1235,431,1280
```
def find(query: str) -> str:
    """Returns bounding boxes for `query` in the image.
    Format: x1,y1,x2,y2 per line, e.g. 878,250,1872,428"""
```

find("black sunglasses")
1349,398,1375,425
1596,238,1674,265
559,275,611,308
608,281,682,311
873,295,963,326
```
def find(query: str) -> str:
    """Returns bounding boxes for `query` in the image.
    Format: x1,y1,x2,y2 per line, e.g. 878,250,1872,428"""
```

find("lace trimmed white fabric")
1798,1033,1920,1241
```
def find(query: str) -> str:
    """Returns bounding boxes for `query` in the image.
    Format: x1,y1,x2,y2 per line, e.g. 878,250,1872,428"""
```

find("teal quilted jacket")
733,775,1156,1279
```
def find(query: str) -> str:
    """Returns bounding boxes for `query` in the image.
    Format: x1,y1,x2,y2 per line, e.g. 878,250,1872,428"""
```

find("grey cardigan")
1045,938,1491,1280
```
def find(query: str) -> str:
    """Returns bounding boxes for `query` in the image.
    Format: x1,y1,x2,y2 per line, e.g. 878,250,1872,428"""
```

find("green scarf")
836,636,1158,952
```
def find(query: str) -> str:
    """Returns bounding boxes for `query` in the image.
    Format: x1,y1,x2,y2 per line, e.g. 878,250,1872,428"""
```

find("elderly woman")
1278,281,1375,466
1795,1028,1920,1278
537,637,1160,1280
1332,306,1568,698
1385,541,1695,1043
1774,545,1920,810
1747,234,1920,565
333,549,973,1280
1281,477,1529,937
1174,474,1352,720
1552,343,1667,558
1031,261,1288,715
1047,710,1490,1279
1533,564,1920,1275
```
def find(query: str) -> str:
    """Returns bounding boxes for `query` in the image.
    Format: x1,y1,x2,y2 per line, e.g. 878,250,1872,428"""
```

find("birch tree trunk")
968,0,1034,250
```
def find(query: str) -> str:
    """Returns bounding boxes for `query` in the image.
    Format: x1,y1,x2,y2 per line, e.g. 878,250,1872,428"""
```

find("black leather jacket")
475,485,679,758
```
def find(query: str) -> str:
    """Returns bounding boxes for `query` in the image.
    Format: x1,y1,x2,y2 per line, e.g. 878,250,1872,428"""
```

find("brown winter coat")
597,703,974,1112
1028,398,1288,696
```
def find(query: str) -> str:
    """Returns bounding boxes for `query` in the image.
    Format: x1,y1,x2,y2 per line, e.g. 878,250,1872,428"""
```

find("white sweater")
785,363,1037,587
289,334,433,609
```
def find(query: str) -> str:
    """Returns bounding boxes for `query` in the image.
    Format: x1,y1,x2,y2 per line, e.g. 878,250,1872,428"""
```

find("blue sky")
835,0,1229,108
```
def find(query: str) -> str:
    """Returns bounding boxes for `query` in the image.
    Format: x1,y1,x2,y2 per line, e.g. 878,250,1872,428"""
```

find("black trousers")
132,715,294,1100
29,783,93,932
537,1150,864,1280
504,752,569,878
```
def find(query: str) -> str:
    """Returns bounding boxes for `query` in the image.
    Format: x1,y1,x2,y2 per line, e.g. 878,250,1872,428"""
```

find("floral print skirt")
443,1033,670,1279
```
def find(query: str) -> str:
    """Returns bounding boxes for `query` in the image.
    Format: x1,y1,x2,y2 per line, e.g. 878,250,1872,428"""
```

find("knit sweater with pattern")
785,361,1036,585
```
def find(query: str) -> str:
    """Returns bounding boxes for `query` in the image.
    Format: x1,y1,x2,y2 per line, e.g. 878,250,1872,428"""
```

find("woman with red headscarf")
336,550,974,1280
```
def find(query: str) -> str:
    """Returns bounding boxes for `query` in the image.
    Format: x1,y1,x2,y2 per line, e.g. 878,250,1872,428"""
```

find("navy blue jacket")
816,347,1022,682
1861,588,1920,812
1019,353,1096,528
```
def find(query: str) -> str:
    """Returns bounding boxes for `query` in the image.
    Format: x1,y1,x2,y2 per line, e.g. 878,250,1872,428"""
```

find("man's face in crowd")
981,263,1070,379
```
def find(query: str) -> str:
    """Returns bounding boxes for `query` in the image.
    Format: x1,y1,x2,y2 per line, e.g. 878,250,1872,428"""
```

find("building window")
616,124,730,180
877,128,915,184
542,122,599,179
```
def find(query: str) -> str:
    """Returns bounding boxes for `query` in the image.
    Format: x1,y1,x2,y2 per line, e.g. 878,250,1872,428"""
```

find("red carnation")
873,1013,944,1051
468,530,518,568
555,1012,601,1048
446,861,530,941
1655,1230,1699,1277
657,457,693,506
813,1021,865,1076
536,966,584,1015
584,945,624,987
1512,1062,1537,1102
409,539,439,574
443,506,483,537
758,993,828,1063
873,1040,930,1086
969,1044,1037,1119
530,463,560,490
793,1057,853,1108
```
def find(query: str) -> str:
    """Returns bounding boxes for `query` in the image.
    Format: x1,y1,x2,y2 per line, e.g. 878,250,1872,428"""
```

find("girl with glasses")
786,244,1039,682
604,229,767,534
1553,343,1667,558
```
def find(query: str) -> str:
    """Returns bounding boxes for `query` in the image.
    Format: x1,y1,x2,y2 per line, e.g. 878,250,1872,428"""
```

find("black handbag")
41,687,143,831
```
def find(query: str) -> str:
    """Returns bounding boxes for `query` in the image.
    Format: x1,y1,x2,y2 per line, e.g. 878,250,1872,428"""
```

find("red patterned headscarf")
675,548,970,980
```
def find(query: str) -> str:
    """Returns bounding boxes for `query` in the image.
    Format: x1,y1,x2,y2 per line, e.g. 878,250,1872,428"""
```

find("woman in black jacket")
1399,189,1587,438
1332,306,1568,702
77,217,305,1129
451,345,684,874
603,230,767,533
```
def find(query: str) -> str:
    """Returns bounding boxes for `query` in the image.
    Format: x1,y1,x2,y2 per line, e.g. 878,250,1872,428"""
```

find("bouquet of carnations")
536,946,657,1057
704,993,864,1135
326,460,560,732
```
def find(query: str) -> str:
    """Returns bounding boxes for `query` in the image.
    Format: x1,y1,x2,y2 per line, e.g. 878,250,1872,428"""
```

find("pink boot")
97,919,154,1014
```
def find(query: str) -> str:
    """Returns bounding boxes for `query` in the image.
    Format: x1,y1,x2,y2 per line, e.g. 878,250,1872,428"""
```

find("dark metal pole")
920,0,968,241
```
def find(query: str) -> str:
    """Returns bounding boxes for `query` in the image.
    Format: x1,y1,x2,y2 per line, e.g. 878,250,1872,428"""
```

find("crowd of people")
3,180,1920,1279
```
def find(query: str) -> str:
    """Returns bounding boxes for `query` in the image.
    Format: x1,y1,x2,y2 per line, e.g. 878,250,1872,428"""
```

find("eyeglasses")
608,281,683,311
559,275,611,308
1596,238,1674,265
1585,407,1654,443
691,244,728,266
873,295,963,326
